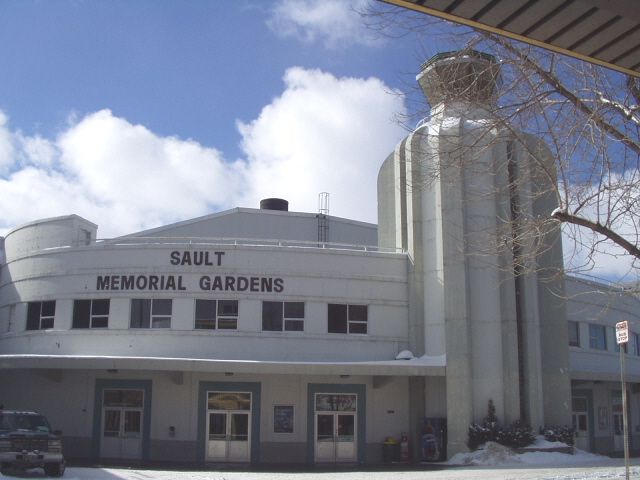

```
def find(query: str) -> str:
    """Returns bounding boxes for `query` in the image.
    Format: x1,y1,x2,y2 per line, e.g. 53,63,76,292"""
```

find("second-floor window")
195,299,238,330
568,321,580,347
73,299,110,328
588,324,607,350
327,304,367,334
262,301,304,332
26,301,55,330
130,299,172,328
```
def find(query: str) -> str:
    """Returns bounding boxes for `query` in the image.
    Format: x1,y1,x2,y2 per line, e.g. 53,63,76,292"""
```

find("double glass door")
572,396,590,451
314,394,357,463
206,392,251,462
101,389,143,460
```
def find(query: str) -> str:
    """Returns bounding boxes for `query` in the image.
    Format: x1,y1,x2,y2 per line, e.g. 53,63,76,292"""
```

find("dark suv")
0,410,65,477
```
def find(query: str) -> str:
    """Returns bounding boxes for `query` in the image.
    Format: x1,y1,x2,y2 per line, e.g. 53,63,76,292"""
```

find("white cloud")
57,111,248,231
1,66,638,283
237,67,404,222
0,112,15,174
19,134,58,167
561,173,640,283
267,0,382,49
0,68,405,238
0,111,247,238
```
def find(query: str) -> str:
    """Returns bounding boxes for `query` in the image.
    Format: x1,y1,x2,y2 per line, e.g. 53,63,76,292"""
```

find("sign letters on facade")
95,250,285,293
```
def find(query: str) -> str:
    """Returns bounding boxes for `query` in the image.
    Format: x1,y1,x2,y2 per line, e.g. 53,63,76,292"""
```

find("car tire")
44,461,65,477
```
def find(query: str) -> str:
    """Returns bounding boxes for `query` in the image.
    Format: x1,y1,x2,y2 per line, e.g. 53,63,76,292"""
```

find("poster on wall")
274,405,294,433
598,406,608,430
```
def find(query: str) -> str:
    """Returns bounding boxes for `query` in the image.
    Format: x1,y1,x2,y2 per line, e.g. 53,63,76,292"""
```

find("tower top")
417,50,501,106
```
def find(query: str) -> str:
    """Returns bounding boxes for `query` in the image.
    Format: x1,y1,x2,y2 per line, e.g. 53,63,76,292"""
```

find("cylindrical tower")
378,50,570,457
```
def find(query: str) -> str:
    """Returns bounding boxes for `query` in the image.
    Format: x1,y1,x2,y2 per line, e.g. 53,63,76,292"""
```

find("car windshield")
0,414,51,433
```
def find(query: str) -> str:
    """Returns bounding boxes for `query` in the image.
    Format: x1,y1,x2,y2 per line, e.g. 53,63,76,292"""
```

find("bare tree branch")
551,209,640,259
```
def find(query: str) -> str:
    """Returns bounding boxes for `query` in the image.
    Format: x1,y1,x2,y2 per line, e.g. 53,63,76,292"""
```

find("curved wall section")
0,241,409,362
4,215,97,261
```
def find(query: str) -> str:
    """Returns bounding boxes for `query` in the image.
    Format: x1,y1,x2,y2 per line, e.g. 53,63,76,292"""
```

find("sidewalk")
33,461,640,480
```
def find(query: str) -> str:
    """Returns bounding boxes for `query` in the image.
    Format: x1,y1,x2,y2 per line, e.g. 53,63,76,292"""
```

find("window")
327,304,367,334
73,299,110,328
26,301,55,330
195,299,238,330
568,321,580,347
130,299,172,328
635,333,640,356
588,324,607,350
7,304,15,333
262,301,304,331
80,229,92,245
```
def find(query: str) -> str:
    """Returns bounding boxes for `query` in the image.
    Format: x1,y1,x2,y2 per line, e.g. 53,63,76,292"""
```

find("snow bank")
447,438,609,467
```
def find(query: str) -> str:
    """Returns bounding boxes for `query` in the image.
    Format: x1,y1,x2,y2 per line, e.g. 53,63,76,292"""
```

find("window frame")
26,301,56,331
568,320,580,347
327,303,368,335
73,299,110,329
194,299,238,330
130,299,172,329
588,323,607,350
262,301,305,332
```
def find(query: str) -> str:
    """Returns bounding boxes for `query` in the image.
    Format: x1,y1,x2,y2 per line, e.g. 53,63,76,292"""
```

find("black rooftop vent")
260,198,289,211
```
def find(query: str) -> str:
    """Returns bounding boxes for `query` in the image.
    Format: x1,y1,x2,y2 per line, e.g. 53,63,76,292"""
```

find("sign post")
615,320,630,480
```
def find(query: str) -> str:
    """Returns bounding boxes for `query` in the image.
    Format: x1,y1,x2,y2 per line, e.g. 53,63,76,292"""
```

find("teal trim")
306,383,366,464
197,381,261,464
572,388,594,451
92,379,152,461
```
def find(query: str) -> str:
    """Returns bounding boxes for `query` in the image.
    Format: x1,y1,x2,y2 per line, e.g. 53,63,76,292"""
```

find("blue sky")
0,0,454,237
0,0,633,280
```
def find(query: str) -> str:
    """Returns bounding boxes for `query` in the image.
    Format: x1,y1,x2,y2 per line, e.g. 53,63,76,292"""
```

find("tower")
378,50,571,457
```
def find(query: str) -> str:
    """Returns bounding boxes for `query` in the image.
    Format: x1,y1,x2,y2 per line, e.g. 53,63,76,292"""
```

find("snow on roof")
0,353,446,376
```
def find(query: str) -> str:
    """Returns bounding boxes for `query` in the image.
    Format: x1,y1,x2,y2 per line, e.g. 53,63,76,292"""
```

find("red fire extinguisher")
400,432,410,462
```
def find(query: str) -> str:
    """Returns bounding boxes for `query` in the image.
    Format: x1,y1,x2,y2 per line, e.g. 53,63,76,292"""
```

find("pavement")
2,461,640,480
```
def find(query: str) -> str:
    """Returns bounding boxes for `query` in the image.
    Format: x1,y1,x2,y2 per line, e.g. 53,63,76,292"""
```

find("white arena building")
1,51,639,465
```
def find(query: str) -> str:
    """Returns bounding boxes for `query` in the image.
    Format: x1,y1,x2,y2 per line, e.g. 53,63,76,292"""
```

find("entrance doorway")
612,390,628,451
572,396,590,451
314,393,357,463
206,392,251,462
100,389,144,460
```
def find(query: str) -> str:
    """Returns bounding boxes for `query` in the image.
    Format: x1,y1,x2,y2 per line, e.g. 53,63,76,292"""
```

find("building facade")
566,277,640,454
1,51,639,464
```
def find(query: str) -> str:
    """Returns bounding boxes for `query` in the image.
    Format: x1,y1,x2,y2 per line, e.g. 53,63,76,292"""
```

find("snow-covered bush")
468,421,535,450
468,400,535,450
540,425,575,446
495,421,536,448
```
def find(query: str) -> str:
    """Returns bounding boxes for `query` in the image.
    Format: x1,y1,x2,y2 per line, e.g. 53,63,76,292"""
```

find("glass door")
316,414,335,462
100,389,143,460
572,396,589,451
206,392,251,462
314,394,357,463
228,412,250,461
612,391,628,452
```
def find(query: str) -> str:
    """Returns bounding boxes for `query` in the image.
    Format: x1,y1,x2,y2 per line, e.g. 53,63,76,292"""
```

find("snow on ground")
448,440,606,467
2,461,640,480
2,442,639,480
